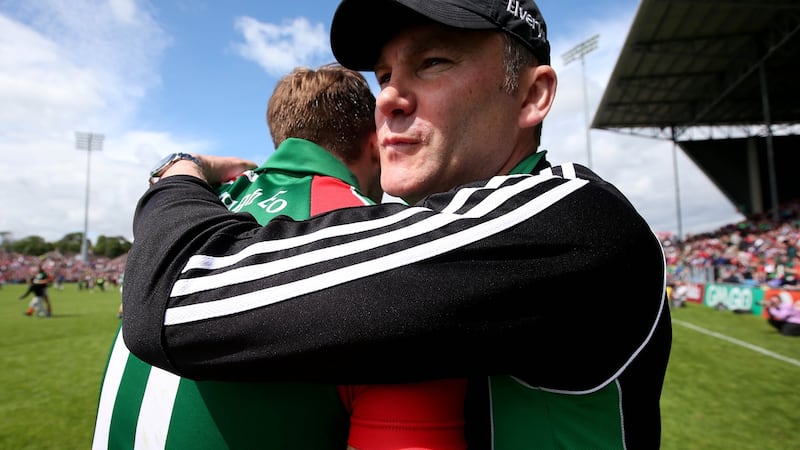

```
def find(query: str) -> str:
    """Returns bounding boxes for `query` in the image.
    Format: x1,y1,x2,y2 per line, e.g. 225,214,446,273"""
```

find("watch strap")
149,153,202,185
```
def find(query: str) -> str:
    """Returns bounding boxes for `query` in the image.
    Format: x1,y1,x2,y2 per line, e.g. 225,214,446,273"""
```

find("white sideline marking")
673,319,800,367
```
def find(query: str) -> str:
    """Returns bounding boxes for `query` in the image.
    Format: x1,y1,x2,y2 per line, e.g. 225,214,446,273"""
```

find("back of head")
267,63,376,162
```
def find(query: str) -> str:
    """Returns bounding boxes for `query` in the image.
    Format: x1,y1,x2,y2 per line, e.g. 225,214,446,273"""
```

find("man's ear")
518,65,557,128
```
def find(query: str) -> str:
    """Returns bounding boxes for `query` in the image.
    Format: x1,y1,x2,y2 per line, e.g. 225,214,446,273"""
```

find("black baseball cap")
330,0,550,71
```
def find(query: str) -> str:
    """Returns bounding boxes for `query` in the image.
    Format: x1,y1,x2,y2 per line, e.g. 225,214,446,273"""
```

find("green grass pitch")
1,284,798,449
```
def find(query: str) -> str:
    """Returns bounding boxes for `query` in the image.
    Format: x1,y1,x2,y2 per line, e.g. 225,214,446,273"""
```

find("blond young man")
95,64,380,449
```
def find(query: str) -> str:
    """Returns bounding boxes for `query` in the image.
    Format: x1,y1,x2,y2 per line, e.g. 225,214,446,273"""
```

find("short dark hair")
501,33,543,146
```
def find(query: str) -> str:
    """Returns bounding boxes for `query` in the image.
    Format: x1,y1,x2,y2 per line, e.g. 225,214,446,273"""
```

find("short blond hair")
267,63,376,162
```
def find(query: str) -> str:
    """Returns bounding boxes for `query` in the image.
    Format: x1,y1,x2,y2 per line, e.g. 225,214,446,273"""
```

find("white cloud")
0,0,173,242
109,0,138,24
232,16,330,77
0,16,102,135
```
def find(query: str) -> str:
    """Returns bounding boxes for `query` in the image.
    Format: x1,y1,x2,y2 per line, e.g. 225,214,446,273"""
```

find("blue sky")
0,0,744,243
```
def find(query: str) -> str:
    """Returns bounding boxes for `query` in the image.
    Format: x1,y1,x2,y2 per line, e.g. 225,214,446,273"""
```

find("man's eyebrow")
374,39,432,70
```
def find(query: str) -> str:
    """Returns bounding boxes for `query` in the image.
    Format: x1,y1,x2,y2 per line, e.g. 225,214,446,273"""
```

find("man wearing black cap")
121,0,672,448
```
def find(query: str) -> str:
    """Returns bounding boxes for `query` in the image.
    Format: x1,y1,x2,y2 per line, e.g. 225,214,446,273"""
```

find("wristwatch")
149,152,202,185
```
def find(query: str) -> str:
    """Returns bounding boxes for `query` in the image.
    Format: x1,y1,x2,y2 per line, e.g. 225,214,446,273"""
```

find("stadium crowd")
662,199,800,289
2,200,798,293
0,251,125,289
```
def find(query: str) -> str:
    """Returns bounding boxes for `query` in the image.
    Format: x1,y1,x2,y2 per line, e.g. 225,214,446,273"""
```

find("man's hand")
160,154,257,185
199,155,258,185
764,296,781,308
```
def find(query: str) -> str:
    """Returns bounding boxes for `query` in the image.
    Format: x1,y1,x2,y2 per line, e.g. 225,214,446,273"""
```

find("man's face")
373,23,526,204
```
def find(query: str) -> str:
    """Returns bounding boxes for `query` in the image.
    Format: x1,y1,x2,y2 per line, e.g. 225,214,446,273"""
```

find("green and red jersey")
93,138,372,449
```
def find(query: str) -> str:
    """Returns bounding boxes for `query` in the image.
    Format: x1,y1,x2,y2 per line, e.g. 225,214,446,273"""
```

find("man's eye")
422,58,446,68
376,72,391,86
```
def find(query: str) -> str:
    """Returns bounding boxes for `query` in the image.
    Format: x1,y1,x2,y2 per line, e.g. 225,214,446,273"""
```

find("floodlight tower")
75,132,104,263
562,34,599,169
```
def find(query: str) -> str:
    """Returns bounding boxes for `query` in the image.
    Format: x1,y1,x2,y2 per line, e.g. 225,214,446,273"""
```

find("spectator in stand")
662,201,800,287
764,293,800,337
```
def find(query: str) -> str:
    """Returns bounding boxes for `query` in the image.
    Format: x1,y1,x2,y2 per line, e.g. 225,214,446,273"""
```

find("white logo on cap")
505,0,544,39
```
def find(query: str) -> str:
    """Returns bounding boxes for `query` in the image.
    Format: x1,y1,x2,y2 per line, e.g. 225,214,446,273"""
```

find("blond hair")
267,63,376,162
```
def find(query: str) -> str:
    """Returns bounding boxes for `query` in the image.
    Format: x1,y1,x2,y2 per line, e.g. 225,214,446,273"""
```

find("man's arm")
19,284,33,299
123,165,668,388
769,303,792,320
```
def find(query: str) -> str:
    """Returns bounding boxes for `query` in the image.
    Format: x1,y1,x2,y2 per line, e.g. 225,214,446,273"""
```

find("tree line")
0,231,132,258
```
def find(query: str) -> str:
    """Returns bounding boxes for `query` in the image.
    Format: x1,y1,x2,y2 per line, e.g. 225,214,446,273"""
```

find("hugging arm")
123,169,667,389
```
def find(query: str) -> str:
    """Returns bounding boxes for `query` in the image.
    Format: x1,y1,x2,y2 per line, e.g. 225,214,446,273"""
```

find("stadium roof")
591,0,800,229
592,0,800,137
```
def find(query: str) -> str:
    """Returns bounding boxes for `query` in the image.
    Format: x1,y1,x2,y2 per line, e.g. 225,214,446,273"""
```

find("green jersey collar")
509,151,547,175
260,138,361,188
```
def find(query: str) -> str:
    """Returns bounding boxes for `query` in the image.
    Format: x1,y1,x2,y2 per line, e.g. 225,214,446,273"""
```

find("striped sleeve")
123,167,667,389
